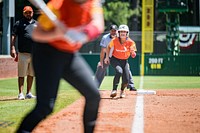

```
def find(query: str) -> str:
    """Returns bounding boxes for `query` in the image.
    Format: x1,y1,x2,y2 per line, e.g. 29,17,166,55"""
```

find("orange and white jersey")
108,37,137,60
38,0,103,53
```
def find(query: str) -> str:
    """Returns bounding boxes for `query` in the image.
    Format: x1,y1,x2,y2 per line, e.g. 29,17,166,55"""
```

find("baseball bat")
28,0,60,26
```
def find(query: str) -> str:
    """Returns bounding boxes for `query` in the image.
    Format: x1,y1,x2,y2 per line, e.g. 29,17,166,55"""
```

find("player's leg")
127,64,137,91
94,61,109,88
62,53,100,133
26,76,33,93
18,77,25,99
110,57,123,90
120,62,129,98
109,57,123,97
26,54,35,98
17,52,29,100
17,44,64,132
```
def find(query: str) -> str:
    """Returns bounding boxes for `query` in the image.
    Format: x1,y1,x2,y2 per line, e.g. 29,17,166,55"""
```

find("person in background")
94,24,137,91
17,0,104,133
104,24,137,98
10,6,37,100
94,24,118,88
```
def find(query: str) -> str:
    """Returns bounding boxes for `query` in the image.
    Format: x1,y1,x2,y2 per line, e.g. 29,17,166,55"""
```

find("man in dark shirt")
10,6,37,100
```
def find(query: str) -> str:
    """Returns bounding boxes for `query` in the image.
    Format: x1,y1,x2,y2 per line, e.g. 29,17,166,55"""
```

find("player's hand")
14,53,18,62
48,20,88,45
32,24,85,46
48,25,88,45
64,28,88,44
10,48,16,58
97,62,103,68
104,57,110,64
131,51,136,58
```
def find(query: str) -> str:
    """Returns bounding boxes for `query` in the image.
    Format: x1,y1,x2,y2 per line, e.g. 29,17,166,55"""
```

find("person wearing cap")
94,25,137,91
104,24,137,98
10,6,37,100
94,24,118,88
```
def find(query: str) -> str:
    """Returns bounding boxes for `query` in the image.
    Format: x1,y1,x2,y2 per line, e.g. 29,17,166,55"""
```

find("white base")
136,90,156,95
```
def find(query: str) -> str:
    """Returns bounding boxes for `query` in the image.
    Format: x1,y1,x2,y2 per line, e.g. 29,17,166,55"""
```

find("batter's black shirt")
12,18,37,53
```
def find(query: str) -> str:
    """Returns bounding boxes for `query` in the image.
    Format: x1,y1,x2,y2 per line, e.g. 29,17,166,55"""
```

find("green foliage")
103,1,134,26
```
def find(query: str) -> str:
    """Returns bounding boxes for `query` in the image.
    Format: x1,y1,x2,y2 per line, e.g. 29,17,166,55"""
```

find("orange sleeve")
130,42,137,52
133,41,137,51
108,40,114,48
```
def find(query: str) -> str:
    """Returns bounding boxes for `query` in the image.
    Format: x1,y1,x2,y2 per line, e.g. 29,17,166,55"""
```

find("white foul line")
131,76,144,133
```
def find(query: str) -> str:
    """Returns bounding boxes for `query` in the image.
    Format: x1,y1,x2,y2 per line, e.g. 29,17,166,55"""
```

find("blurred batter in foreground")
17,0,104,133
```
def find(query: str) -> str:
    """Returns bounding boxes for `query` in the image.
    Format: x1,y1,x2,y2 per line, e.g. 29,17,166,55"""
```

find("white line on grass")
131,76,144,133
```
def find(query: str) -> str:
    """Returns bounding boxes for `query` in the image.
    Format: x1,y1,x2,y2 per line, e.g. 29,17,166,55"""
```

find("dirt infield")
33,89,200,133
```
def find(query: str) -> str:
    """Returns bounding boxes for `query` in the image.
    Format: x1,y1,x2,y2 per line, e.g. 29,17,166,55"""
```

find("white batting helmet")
118,24,129,36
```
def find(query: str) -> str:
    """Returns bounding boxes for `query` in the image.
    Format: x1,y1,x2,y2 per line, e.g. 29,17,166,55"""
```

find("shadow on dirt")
0,97,18,101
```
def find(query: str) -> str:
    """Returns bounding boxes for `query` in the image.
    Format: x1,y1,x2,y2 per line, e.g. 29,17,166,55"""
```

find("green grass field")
0,76,200,133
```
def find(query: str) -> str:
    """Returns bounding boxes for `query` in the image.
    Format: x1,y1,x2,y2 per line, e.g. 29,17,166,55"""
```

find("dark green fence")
81,53,140,76
81,54,200,76
145,54,200,76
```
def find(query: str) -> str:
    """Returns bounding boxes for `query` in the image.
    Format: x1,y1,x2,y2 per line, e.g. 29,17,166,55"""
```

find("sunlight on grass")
0,78,81,132
0,76,199,132
143,76,200,89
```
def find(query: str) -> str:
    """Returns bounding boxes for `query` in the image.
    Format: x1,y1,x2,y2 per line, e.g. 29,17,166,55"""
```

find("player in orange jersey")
17,0,104,133
104,24,137,98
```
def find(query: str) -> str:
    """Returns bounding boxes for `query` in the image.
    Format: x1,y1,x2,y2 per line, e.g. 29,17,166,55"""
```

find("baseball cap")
110,25,118,30
23,6,33,12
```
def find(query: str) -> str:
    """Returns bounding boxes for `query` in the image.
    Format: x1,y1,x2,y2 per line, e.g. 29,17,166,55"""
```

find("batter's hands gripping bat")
28,0,88,44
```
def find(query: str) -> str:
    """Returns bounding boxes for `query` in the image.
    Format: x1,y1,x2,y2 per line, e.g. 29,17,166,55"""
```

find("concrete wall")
0,55,17,79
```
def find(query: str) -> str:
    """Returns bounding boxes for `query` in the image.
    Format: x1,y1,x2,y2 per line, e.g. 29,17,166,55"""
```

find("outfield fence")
82,54,200,76
80,31,200,76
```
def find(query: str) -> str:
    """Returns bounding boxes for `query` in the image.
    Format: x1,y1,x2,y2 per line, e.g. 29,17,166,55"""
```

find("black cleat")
129,87,137,91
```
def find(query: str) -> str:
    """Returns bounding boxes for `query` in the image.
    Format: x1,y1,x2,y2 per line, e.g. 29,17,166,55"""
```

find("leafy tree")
103,1,141,30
